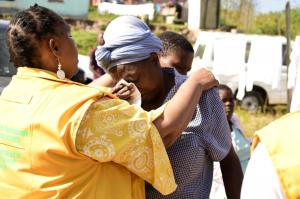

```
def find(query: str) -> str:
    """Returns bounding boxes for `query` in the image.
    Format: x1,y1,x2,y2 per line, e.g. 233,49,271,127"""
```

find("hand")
189,68,219,91
111,83,135,101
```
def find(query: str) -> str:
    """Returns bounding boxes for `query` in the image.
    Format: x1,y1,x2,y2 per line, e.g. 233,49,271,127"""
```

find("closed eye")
126,78,139,84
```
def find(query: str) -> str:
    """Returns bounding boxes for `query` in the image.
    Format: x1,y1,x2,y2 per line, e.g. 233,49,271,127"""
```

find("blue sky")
256,0,300,13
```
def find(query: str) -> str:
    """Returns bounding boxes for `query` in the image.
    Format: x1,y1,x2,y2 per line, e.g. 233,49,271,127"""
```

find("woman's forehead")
112,56,156,79
120,62,144,73
110,64,135,79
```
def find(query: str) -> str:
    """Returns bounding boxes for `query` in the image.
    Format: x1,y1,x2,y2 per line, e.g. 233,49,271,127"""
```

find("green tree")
252,12,285,35
251,8,300,38
220,0,256,32
290,8,300,38
220,0,300,39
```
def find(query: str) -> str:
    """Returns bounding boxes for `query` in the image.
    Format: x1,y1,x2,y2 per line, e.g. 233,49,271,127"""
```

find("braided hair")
6,4,65,68
159,31,194,57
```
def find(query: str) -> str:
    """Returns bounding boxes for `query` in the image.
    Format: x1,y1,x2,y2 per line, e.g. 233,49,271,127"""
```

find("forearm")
220,145,244,199
153,77,203,147
89,74,115,87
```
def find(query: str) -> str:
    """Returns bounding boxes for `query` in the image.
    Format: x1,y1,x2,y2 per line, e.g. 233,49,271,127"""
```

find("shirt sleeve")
75,97,176,195
241,143,285,199
201,88,232,161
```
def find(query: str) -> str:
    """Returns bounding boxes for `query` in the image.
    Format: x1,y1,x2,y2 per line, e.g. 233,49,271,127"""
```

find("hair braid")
6,4,65,68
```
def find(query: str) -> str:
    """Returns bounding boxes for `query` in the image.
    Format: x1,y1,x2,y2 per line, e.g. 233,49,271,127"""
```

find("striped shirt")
145,68,232,199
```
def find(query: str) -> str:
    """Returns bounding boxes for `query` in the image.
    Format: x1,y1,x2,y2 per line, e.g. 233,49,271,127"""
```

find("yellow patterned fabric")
0,67,175,199
76,97,177,198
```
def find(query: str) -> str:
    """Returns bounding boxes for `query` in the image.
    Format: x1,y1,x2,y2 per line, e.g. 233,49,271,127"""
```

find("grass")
87,6,101,22
87,6,118,25
235,105,288,138
72,29,98,55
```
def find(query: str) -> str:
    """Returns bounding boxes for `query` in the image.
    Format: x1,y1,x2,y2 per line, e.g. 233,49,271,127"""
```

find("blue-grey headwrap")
95,16,162,72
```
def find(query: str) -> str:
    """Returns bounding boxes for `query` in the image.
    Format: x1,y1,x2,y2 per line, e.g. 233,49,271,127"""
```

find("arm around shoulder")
153,68,218,147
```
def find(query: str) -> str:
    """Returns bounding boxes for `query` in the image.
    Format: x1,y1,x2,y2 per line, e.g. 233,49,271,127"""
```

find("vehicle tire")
240,92,263,113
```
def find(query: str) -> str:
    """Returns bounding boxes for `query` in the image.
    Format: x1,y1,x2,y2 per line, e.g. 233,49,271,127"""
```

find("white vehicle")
191,31,289,112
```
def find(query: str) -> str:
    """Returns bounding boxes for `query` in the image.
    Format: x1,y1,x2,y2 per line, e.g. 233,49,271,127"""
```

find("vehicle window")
194,44,206,59
282,44,287,66
245,42,251,63
0,28,16,76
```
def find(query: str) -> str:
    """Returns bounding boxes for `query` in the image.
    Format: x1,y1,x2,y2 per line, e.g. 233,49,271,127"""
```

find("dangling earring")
56,58,65,79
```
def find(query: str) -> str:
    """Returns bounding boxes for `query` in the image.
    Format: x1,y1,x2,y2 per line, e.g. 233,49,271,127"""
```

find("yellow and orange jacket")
0,67,176,199
252,110,300,199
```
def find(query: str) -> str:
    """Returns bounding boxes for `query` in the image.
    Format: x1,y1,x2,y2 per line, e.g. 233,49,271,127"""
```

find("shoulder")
256,110,300,142
174,69,187,85
163,67,187,87
162,68,186,101
199,88,222,109
241,143,285,199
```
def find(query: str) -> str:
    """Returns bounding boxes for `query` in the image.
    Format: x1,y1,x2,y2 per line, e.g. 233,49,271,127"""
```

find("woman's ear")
49,38,60,57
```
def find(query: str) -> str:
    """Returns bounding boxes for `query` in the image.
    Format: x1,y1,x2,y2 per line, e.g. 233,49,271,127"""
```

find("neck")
142,69,175,111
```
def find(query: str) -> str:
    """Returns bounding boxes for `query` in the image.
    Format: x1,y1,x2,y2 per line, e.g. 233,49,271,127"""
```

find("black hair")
159,31,194,57
218,84,233,96
6,4,66,68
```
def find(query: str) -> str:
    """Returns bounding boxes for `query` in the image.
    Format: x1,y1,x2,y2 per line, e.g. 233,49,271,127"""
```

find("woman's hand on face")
111,83,135,101
189,68,219,91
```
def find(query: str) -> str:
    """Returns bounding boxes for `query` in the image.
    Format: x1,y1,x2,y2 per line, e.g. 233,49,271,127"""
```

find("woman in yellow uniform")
0,4,218,199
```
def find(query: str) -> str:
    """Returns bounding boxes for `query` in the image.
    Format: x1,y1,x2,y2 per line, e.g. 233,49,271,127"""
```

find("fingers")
203,78,218,91
117,89,133,99
190,68,218,91
111,83,132,93
112,83,135,100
